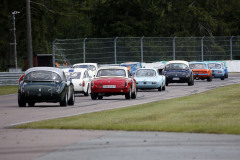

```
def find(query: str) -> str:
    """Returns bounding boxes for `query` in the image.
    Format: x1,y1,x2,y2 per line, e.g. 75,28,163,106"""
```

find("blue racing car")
134,68,166,91
163,60,194,86
208,62,225,80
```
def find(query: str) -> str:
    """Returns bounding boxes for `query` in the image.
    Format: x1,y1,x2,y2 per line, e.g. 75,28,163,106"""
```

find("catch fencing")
52,36,240,66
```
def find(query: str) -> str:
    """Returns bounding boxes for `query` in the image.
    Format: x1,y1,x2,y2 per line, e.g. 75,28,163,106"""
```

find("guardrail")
0,72,24,86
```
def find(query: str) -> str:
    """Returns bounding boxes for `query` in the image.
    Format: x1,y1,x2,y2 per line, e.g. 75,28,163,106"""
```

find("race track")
1,73,240,160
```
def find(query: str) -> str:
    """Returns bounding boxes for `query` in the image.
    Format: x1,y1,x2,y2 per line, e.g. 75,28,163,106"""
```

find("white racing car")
72,63,98,79
63,68,91,96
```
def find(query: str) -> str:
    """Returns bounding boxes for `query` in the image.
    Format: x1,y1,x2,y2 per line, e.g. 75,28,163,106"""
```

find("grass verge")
0,85,18,96
14,84,240,134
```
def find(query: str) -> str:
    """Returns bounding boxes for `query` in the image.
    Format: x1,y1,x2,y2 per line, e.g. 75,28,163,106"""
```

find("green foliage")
0,85,18,95
1,0,240,71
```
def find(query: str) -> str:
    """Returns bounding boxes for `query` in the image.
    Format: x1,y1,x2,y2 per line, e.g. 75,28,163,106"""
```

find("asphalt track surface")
1,73,240,160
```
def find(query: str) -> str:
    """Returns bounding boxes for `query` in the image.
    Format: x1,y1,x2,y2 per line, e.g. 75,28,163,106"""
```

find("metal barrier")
53,36,240,66
0,72,24,86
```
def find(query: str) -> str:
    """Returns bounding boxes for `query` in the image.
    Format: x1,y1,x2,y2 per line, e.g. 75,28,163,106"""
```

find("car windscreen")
208,63,221,69
136,69,156,77
165,63,188,70
25,71,61,81
97,69,126,77
65,72,81,79
190,63,207,69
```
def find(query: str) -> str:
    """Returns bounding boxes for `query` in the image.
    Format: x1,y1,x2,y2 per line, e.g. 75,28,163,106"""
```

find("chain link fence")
52,36,240,67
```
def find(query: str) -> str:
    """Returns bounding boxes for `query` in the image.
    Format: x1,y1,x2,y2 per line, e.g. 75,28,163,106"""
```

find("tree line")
1,0,240,71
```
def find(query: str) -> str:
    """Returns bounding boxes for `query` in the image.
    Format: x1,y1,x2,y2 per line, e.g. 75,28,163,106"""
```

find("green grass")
0,85,18,95
14,84,240,134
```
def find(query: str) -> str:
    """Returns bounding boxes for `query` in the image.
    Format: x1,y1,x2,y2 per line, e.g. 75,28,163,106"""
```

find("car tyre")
28,102,35,107
207,76,212,82
60,92,68,107
221,76,225,80
18,97,26,107
68,87,75,105
84,85,89,96
91,93,98,100
125,87,131,99
158,86,162,91
131,87,137,99
162,85,166,91
188,74,194,86
98,95,103,100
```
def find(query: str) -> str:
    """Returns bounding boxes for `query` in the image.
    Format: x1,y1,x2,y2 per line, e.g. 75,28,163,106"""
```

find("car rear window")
165,63,188,70
97,69,126,77
208,63,221,69
190,63,207,69
136,69,156,77
25,71,61,81
73,65,96,70
65,72,81,79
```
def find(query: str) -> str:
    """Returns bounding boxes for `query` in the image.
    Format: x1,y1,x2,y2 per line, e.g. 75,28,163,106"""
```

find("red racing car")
189,62,212,81
91,66,137,100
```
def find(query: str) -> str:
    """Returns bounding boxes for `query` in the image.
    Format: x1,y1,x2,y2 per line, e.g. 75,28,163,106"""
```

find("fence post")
141,36,144,63
173,36,176,60
201,36,205,61
230,36,234,61
114,37,118,64
52,39,56,67
83,38,87,63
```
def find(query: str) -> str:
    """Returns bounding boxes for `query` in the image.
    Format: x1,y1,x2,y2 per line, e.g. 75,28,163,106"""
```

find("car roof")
136,68,157,71
166,60,189,67
208,62,222,65
73,63,98,67
25,67,65,79
189,62,207,65
98,66,128,70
